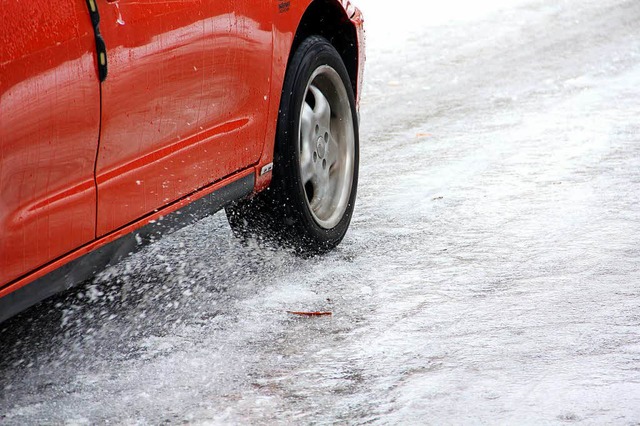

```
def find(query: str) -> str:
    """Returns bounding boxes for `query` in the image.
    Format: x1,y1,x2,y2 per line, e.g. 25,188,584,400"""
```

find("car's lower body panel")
0,170,255,323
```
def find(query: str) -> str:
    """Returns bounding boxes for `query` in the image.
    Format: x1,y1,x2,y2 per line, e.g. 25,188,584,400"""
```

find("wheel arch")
254,0,364,193
290,0,360,101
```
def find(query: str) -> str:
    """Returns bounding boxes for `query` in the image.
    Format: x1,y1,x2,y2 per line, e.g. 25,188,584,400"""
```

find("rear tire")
226,36,359,255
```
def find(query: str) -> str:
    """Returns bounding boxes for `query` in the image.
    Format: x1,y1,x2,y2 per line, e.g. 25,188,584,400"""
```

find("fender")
254,0,365,193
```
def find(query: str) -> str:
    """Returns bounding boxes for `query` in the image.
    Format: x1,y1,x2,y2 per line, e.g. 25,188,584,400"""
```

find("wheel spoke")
310,180,327,211
326,135,340,169
309,85,331,129
300,101,317,183
300,102,315,149
301,153,315,184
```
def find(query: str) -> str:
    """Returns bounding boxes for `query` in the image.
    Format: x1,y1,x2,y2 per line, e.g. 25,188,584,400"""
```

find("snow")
2,0,640,423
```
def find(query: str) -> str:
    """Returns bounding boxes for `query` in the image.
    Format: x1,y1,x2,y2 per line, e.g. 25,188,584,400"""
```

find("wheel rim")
298,65,355,230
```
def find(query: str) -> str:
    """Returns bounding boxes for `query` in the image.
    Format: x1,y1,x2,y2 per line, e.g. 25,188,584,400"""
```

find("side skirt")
0,173,254,324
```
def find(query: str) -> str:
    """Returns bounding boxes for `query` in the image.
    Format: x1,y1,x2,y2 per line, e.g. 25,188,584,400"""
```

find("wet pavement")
2,0,640,423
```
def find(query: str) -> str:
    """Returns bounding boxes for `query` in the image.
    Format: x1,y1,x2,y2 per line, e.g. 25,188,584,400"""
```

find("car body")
0,0,364,322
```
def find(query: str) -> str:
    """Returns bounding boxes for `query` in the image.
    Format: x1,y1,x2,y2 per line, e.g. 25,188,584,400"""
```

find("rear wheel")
226,36,359,254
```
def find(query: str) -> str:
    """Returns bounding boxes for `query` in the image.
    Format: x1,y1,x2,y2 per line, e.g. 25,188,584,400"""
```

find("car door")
0,1,101,287
95,0,274,235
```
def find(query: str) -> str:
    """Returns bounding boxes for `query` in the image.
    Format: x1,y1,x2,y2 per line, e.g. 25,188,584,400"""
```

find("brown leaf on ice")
287,311,332,317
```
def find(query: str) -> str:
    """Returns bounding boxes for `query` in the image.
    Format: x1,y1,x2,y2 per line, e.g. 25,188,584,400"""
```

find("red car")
0,0,364,322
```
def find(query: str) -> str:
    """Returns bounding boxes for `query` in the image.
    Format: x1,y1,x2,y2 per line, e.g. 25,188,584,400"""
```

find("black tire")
226,36,359,255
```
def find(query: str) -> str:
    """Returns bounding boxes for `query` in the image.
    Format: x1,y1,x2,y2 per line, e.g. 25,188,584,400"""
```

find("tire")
226,36,359,255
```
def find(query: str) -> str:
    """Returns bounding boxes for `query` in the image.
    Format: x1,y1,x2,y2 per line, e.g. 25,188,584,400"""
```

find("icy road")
2,0,640,423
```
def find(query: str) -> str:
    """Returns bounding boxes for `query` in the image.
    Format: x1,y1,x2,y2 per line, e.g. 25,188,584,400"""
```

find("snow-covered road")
2,0,640,423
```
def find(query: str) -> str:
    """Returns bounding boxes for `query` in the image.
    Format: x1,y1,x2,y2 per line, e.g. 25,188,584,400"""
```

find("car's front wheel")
226,36,359,254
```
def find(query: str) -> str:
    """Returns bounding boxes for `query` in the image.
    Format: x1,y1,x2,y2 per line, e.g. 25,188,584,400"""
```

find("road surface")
2,0,640,423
